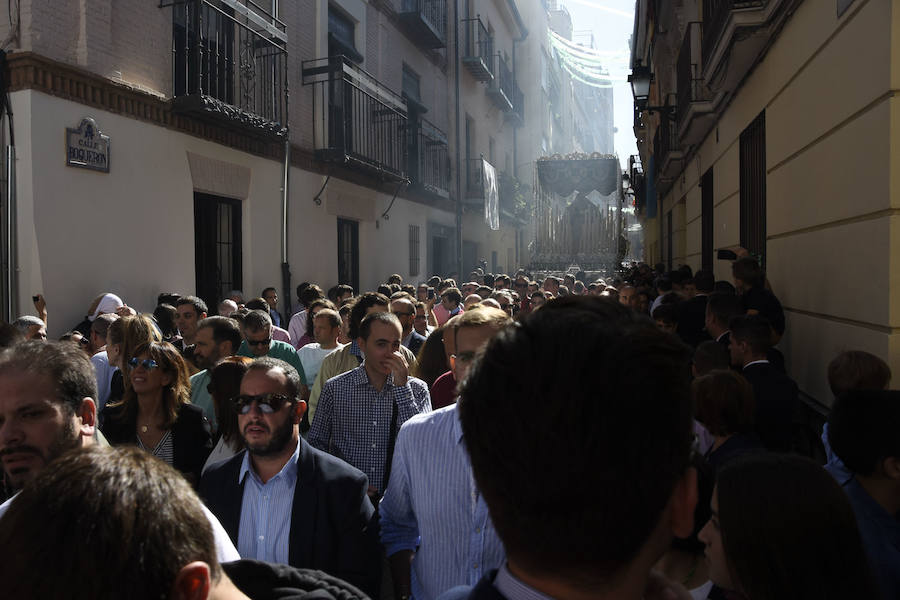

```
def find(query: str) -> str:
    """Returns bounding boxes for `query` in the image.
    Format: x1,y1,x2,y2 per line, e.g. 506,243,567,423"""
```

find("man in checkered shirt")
308,311,431,498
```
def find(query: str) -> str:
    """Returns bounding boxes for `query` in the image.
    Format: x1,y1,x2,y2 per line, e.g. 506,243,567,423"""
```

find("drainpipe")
454,0,463,278
1,50,16,322
511,11,528,268
280,55,292,320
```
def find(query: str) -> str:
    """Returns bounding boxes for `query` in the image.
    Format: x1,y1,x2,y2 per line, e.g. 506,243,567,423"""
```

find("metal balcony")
657,114,683,182
166,0,288,138
505,83,524,127
397,0,447,49
302,56,408,179
409,118,450,198
701,0,794,94
462,17,494,82
465,157,486,200
486,54,514,112
676,22,723,146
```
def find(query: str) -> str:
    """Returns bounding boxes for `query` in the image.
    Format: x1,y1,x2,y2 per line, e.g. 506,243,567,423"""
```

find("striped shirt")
136,430,174,466
236,439,300,564
380,405,504,600
308,365,431,492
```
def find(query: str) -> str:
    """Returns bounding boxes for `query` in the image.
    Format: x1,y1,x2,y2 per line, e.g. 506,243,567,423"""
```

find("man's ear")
669,466,698,539
293,400,308,425
170,562,211,600
78,397,97,442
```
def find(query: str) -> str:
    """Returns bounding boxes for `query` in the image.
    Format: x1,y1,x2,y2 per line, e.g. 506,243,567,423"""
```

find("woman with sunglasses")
102,341,212,484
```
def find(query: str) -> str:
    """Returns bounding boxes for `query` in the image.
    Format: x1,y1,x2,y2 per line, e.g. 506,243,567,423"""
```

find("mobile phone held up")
427,287,435,300
717,249,737,261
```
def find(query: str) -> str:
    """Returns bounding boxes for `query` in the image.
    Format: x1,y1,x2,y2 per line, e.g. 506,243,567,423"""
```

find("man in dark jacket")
199,357,380,598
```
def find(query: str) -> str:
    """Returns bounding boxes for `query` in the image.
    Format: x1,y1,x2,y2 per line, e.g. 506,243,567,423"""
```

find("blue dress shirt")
843,477,900,600
236,439,300,564
380,405,505,600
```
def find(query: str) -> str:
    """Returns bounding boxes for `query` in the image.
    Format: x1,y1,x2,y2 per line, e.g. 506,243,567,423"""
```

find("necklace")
140,425,149,434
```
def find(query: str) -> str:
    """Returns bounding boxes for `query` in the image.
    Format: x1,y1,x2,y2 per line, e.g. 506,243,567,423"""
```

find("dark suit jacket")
404,330,427,358
677,294,711,347
198,438,380,598
101,402,212,482
742,362,799,453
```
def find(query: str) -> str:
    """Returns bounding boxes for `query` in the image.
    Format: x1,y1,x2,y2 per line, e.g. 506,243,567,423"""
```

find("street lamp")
628,64,675,118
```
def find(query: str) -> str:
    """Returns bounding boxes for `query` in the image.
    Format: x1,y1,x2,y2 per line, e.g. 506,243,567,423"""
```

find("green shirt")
237,339,308,386
189,369,216,433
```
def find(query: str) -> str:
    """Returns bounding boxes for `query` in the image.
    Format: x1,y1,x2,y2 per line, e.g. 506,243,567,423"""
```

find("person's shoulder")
90,351,109,366
189,369,208,384
271,340,297,353
402,404,456,434
200,451,245,486
325,366,361,388
223,560,369,600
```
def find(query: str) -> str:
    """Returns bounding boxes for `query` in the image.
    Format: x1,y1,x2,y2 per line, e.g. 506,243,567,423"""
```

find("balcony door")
337,218,359,292
194,193,242,313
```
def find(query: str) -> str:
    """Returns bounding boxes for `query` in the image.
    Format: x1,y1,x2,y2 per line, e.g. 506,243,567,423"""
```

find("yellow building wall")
663,0,900,403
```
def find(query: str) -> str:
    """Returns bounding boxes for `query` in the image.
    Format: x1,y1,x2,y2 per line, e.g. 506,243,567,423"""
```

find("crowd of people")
0,257,897,600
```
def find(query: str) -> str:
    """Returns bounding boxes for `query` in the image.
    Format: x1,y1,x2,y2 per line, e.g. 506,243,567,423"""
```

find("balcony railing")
486,54,514,112
676,22,710,124
505,83,524,126
409,118,450,197
302,56,408,179
702,0,767,65
462,17,494,81
466,157,485,197
167,0,287,137
397,0,447,49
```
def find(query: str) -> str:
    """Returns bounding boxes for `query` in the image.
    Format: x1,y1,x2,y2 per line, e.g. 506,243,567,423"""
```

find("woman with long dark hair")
102,341,211,484
202,356,252,474
699,453,878,600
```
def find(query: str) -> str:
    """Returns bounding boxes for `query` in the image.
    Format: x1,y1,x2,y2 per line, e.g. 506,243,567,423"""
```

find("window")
739,111,766,263
194,193,242,313
328,6,362,62
402,65,421,104
337,218,360,292
409,225,420,276
701,167,714,271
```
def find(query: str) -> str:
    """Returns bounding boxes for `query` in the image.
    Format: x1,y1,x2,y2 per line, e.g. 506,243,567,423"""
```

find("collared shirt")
494,564,554,600
842,477,900,600
90,351,116,413
237,440,301,564
380,405,503,600
308,365,431,492
743,359,770,368
288,310,308,349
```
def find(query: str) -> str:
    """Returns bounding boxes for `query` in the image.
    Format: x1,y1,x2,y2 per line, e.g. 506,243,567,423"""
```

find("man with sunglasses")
199,356,379,597
237,310,307,391
379,306,510,600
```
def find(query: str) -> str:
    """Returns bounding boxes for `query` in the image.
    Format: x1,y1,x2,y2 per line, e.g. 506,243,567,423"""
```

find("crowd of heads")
0,264,897,600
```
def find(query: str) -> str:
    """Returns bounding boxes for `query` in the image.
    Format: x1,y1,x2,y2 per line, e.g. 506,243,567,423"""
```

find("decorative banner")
482,158,499,231
66,117,110,173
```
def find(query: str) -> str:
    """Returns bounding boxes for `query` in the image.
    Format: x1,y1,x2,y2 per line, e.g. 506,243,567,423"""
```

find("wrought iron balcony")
466,157,486,199
676,21,723,146
701,0,768,64
486,54,514,112
397,0,447,49
409,118,450,198
657,114,683,181
166,0,287,138
462,17,494,82
302,56,408,179
505,83,524,127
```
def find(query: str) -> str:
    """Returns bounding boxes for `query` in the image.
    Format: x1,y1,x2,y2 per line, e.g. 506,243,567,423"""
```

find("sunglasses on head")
128,358,159,370
247,338,271,346
233,393,291,414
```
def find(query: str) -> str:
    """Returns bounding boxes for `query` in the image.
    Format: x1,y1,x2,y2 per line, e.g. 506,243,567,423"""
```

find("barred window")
409,225,420,276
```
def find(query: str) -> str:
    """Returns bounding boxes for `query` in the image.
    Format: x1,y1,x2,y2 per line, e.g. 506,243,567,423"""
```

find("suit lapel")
219,454,247,545
289,438,318,567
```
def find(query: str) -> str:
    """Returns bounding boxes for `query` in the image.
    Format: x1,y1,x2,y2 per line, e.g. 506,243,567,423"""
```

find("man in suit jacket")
199,356,380,597
392,297,426,357
677,269,714,347
705,292,743,351
729,315,799,452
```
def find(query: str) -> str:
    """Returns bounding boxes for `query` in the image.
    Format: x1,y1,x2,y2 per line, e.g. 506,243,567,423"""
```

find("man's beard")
242,416,294,457
2,417,79,490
